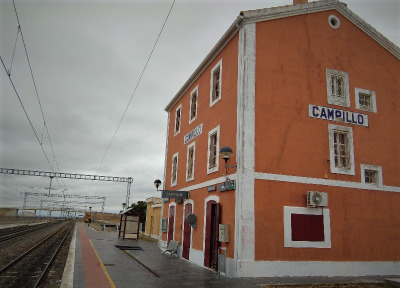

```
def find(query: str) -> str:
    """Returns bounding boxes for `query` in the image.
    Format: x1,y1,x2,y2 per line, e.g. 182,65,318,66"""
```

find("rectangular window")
326,68,350,107
284,206,331,248
189,86,198,124
329,124,355,175
361,164,382,186
174,105,182,136
171,152,178,186
207,125,220,174
210,59,222,107
355,88,377,113
186,142,195,181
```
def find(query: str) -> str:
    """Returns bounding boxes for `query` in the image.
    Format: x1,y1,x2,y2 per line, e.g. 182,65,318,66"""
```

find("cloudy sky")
0,0,399,214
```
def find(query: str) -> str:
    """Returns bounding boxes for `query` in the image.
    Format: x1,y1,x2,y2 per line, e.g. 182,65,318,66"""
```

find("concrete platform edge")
61,223,77,288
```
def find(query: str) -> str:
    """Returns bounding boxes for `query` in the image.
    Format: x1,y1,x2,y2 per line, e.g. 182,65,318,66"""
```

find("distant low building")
145,197,163,239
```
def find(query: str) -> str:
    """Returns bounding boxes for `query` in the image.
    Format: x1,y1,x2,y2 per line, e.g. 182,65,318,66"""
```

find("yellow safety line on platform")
89,239,117,288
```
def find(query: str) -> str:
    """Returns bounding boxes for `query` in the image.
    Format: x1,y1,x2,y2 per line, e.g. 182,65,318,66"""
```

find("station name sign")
161,190,189,200
184,123,203,144
308,104,368,127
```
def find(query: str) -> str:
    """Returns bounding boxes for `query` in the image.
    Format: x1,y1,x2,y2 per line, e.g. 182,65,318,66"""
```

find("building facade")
144,197,162,239
160,0,400,277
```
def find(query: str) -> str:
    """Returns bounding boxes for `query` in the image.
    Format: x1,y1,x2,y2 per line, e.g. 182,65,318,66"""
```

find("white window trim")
189,86,198,124
206,125,220,174
171,152,179,187
361,164,383,186
174,104,182,136
284,206,331,248
328,124,355,175
355,88,377,113
210,59,222,107
326,68,350,107
186,141,196,182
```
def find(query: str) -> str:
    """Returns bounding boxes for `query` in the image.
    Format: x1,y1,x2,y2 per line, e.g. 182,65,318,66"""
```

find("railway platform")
63,223,399,288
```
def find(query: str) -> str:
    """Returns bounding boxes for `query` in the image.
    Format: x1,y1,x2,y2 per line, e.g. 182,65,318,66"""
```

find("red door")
204,201,220,270
167,206,175,244
182,203,192,260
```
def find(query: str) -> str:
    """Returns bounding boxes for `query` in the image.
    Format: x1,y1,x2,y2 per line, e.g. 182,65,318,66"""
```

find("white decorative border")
174,104,182,136
171,152,179,187
361,164,383,186
186,141,196,182
189,86,198,124
328,15,340,29
326,68,350,108
355,88,377,113
328,124,355,175
206,125,220,174
284,206,331,248
209,59,222,107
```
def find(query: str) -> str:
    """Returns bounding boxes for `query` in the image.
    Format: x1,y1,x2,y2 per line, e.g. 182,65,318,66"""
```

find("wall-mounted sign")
308,104,368,127
161,190,189,199
184,123,203,144
219,181,235,192
207,185,216,192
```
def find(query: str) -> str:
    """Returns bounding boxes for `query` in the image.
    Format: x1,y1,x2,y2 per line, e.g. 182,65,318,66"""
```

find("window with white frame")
328,124,355,175
207,125,220,174
284,206,331,248
355,88,377,113
174,104,182,136
189,86,198,124
361,164,382,186
186,142,195,181
171,152,178,186
210,60,222,107
326,68,350,107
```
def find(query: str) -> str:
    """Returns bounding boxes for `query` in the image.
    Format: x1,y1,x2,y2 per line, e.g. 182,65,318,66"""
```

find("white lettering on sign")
184,123,203,144
308,104,368,127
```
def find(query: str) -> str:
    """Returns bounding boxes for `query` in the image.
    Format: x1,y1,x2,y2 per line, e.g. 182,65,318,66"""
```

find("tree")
130,200,147,224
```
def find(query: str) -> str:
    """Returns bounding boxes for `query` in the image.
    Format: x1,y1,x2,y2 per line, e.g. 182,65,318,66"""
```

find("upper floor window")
328,124,355,175
361,164,382,186
174,104,182,136
210,59,222,107
189,86,198,124
171,152,179,186
326,68,349,107
186,142,195,181
207,125,220,174
355,88,377,113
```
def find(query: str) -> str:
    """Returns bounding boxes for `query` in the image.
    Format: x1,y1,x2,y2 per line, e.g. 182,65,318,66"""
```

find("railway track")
0,220,75,288
0,220,63,242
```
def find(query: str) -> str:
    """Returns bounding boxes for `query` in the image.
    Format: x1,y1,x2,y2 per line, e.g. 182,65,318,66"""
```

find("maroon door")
204,201,220,270
167,206,175,244
182,203,192,260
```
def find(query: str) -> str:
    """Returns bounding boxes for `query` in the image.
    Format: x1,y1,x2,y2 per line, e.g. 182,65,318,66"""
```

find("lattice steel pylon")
1,167,133,208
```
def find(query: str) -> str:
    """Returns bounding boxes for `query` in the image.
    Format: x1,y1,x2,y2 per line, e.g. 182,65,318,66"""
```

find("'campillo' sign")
308,104,368,127
184,123,203,144
161,190,189,199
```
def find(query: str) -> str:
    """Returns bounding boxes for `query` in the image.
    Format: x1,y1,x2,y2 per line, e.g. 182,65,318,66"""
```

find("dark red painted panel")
291,213,324,242
182,203,192,260
168,206,175,244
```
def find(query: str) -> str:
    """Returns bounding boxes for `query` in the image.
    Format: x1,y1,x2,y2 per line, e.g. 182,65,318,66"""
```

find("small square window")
355,88,377,113
186,142,195,181
326,68,350,107
210,59,222,107
361,164,382,186
174,104,182,136
189,86,198,124
171,152,179,186
207,125,220,174
329,124,355,175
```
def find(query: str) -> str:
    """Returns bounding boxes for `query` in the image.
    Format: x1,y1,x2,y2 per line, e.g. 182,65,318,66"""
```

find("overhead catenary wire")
96,0,176,174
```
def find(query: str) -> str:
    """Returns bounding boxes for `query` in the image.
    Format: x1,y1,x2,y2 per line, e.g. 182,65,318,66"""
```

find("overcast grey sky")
0,0,399,214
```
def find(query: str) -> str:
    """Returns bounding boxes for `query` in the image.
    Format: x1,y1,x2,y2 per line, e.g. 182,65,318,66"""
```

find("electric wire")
96,0,176,174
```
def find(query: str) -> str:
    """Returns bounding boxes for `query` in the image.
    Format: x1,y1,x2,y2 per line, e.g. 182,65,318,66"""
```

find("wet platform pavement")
67,223,399,288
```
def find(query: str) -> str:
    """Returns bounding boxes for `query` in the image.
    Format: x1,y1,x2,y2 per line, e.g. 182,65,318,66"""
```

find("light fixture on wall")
154,179,162,191
219,146,237,174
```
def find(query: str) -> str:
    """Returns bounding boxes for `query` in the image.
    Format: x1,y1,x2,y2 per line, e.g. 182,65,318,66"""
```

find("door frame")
203,195,219,269
167,203,176,245
182,199,194,260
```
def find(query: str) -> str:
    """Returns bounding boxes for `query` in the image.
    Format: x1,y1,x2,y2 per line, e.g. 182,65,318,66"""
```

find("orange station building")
160,0,400,277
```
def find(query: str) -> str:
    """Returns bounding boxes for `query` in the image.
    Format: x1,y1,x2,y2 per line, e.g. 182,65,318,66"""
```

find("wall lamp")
154,179,162,191
219,146,237,173
122,202,126,211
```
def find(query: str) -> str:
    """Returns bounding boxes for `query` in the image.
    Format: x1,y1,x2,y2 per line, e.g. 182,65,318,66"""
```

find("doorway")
167,205,175,244
182,203,192,260
204,200,220,270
